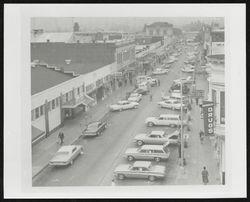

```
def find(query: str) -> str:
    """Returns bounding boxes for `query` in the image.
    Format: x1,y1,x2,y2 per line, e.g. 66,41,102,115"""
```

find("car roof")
133,161,152,168
118,100,129,104
150,131,165,136
160,114,180,118
88,121,101,127
141,144,165,150
58,145,77,152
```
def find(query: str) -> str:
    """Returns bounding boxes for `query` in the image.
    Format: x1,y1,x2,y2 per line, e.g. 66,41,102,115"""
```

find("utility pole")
180,77,184,167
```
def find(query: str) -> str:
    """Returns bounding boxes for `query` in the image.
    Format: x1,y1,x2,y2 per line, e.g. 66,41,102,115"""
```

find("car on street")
82,121,107,137
133,130,180,146
173,76,194,84
145,114,186,127
128,93,142,102
49,145,84,166
157,99,187,110
125,144,170,162
109,100,139,112
113,161,166,181
152,68,169,75
146,76,158,86
169,83,190,94
181,67,194,73
133,87,149,95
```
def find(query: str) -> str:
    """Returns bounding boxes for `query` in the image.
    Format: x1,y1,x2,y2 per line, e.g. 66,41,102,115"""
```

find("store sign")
202,101,214,136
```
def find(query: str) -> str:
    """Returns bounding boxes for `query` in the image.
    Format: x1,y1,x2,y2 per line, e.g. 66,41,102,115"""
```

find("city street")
33,50,189,186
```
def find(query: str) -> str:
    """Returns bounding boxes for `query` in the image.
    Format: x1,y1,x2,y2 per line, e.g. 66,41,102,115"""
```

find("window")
31,110,35,121
56,97,59,107
220,91,225,124
40,105,44,116
66,93,69,102
51,99,55,110
82,84,85,93
77,87,80,95
35,107,39,119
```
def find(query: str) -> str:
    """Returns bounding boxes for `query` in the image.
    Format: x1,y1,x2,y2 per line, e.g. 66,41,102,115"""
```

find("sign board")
202,101,214,136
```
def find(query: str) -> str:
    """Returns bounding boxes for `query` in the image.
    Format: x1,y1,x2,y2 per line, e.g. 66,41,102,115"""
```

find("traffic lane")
32,83,168,186
33,53,186,186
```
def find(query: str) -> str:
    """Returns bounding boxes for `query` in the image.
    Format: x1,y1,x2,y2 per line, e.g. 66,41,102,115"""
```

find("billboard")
202,101,215,136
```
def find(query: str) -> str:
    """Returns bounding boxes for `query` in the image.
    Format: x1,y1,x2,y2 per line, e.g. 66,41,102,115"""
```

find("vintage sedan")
152,68,169,75
49,145,83,166
109,100,139,112
114,161,166,181
128,93,142,102
181,67,194,73
157,100,187,110
173,76,194,84
125,144,170,162
134,130,180,146
82,121,107,137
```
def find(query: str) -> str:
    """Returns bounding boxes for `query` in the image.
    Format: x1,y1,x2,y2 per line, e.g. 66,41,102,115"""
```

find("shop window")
35,107,39,119
52,99,55,110
47,101,51,111
40,105,44,116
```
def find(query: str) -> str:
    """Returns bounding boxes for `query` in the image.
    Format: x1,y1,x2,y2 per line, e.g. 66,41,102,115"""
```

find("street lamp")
180,75,184,167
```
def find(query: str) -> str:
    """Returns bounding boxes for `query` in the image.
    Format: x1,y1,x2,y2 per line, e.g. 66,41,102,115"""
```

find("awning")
32,125,45,142
62,94,95,109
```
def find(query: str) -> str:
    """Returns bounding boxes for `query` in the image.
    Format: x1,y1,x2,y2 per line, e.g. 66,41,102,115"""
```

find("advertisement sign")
202,101,214,136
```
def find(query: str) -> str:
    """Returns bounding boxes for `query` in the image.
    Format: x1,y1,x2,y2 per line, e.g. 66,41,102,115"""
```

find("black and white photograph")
4,4,246,198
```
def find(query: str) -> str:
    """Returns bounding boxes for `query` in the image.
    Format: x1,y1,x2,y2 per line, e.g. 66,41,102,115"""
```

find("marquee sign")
202,101,214,136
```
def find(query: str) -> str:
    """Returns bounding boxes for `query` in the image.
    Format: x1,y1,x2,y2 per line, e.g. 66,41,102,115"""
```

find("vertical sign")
202,101,214,136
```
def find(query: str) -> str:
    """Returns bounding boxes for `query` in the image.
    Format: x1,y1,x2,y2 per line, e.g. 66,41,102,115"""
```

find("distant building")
143,22,173,37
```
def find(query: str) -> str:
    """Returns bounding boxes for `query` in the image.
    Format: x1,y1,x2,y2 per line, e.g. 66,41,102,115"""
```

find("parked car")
146,76,158,86
49,145,83,166
157,100,187,110
128,93,142,102
125,144,170,162
134,130,180,146
145,114,187,127
109,100,139,112
152,68,169,75
133,88,149,95
170,83,190,94
82,121,107,137
173,76,194,84
114,161,166,181
161,93,189,104
181,67,194,73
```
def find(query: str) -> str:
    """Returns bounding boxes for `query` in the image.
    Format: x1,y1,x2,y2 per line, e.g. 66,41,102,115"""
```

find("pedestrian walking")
150,94,153,102
158,79,161,86
199,130,204,144
111,178,116,186
201,166,209,185
195,97,199,105
58,131,64,145
187,103,192,111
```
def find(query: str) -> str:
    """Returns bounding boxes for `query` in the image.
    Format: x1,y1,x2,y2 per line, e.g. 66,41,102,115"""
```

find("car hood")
134,133,148,140
125,148,139,154
50,154,69,162
114,164,131,172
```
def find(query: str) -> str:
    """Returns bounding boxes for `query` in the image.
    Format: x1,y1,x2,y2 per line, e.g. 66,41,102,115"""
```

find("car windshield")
56,151,69,156
163,147,169,153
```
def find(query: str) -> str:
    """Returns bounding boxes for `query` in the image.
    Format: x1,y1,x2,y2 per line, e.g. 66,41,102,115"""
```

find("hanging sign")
202,101,215,136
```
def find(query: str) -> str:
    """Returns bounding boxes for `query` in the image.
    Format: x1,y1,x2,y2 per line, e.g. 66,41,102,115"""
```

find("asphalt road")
33,48,192,187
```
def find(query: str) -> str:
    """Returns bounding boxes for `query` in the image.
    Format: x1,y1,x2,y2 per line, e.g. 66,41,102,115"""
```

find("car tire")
127,155,134,161
137,140,144,146
148,122,154,127
149,175,156,181
155,157,161,162
118,174,125,180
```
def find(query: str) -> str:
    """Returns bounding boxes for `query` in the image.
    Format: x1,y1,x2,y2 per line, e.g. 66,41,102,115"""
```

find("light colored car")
125,144,170,162
157,100,187,110
109,100,139,112
134,130,180,146
173,76,193,84
181,67,194,73
49,145,83,166
146,76,157,86
114,161,166,181
152,68,169,75
145,114,186,127
128,93,142,102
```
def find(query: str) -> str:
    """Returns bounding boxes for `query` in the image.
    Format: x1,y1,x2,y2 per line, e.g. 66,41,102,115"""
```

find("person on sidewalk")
58,131,65,145
201,166,209,185
195,97,199,105
150,93,153,102
199,130,204,144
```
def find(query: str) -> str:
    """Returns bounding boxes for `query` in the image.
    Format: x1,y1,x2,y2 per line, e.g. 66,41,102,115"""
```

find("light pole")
180,74,184,167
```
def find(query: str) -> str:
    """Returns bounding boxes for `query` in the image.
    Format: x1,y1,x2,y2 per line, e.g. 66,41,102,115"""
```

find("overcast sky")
31,17,224,32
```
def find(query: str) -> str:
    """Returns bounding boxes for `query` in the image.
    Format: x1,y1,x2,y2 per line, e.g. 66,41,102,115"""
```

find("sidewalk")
175,73,221,185
32,83,135,178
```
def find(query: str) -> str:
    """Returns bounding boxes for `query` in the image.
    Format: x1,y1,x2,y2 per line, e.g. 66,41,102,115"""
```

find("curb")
32,110,111,180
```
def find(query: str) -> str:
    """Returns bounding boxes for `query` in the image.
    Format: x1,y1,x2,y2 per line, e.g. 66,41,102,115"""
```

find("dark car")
82,121,107,137
133,88,149,95
169,83,190,94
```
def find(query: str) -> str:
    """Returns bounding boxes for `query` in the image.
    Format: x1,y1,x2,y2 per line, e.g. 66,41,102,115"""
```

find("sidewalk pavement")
32,83,135,178
175,73,221,185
